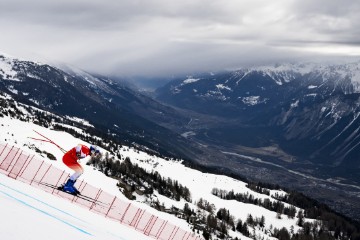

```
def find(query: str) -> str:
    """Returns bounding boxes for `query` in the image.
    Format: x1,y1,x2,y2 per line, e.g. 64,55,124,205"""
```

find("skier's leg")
62,154,84,194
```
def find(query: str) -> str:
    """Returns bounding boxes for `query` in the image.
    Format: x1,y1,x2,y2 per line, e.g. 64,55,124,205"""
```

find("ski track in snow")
0,187,92,236
0,182,89,224
0,174,141,240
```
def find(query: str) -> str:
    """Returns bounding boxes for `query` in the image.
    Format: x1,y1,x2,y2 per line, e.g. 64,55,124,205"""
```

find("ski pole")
30,130,67,153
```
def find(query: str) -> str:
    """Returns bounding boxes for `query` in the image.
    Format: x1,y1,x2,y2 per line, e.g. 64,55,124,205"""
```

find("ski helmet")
90,145,100,156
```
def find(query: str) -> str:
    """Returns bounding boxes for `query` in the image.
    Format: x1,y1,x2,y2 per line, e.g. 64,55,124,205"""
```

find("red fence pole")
13,154,31,179
130,208,141,226
105,196,117,218
134,209,146,229
78,181,87,192
7,151,24,177
144,215,156,235
18,155,35,178
0,143,8,156
52,170,67,194
4,148,20,172
0,146,17,171
120,203,131,223
155,220,167,239
89,189,102,210
0,145,13,165
169,226,179,240
148,216,159,236
38,164,52,183
30,160,44,185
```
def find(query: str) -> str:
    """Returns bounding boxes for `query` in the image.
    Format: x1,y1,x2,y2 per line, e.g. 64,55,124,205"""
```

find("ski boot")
60,179,80,195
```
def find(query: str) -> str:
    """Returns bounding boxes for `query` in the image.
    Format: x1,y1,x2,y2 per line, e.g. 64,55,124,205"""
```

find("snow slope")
0,173,153,240
0,95,313,239
0,116,193,232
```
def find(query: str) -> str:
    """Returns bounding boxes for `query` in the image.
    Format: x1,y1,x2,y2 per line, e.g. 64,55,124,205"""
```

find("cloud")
0,0,359,78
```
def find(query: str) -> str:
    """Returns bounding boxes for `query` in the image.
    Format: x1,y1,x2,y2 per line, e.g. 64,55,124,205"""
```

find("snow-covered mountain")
2,52,360,238
0,94,298,240
155,61,360,180
0,53,200,162
2,90,359,239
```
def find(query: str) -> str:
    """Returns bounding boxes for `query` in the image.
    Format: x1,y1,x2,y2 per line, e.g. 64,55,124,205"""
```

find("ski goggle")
90,148,100,156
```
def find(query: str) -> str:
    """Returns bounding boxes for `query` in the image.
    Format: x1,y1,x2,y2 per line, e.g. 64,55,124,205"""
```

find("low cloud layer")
1,0,359,77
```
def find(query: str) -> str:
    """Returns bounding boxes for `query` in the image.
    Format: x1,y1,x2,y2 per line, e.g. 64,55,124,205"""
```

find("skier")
60,144,100,194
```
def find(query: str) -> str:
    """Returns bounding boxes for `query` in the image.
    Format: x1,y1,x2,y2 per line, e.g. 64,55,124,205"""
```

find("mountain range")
1,53,360,222
0,53,201,161
156,62,360,181
2,87,360,240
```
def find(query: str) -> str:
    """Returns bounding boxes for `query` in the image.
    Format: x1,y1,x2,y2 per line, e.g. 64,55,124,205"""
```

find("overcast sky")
1,0,360,78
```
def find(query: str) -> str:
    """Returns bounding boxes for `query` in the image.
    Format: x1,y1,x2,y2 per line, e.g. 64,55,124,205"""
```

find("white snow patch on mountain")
251,61,360,90
7,85,18,94
241,96,267,106
216,84,232,91
65,116,94,128
183,77,200,84
291,100,299,108
0,56,20,81
28,98,40,105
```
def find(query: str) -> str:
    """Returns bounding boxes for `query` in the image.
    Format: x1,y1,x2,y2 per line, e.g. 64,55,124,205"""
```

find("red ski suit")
62,144,90,174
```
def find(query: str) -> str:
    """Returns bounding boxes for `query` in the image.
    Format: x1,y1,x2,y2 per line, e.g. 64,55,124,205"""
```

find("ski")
36,182,108,207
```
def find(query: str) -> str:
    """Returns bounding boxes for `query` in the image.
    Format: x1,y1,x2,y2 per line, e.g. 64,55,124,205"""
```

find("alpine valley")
1,53,360,223
155,61,360,221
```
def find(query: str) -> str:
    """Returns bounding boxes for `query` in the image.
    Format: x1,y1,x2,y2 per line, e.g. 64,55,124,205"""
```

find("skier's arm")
75,144,82,158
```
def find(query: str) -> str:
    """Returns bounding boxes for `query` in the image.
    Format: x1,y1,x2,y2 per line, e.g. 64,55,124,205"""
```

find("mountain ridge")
2,53,360,223
1,92,360,240
155,61,360,176
0,53,202,162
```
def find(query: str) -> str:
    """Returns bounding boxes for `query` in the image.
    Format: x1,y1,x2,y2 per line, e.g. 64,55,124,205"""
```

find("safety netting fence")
0,143,202,240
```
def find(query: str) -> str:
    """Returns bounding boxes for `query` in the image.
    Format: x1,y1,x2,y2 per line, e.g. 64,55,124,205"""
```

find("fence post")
0,146,16,170
155,220,167,239
12,154,31,179
120,203,131,223
7,151,24,177
105,196,117,218
30,160,44,185
144,215,158,236
134,209,146,229
169,226,179,240
130,208,141,226
144,215,154,235
17,155,34,178
72,181,86,202
0,143,8,156
181,231,188,240
4,148,21,172
0,145,12,166
52,170,67,194
38,164,52,183
89,189,102,210
78,181,87,192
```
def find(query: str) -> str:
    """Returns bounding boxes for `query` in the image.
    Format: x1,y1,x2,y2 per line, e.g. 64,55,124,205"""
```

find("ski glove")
76,151,81,159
